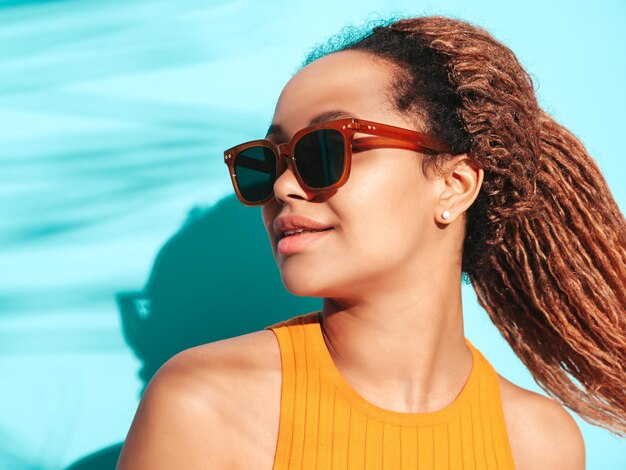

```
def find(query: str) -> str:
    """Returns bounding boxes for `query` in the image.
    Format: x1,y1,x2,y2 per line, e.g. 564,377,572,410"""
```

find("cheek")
348,204,422,267
336,159,429,264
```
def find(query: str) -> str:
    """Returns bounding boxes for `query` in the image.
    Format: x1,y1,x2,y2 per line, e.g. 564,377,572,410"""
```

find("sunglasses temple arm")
352,136,435,153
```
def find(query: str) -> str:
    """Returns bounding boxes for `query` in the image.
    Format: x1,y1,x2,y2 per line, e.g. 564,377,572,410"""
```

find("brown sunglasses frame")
223,117,452,206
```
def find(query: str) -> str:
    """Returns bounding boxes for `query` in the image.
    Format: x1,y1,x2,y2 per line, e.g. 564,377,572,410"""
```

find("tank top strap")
265,311,323,468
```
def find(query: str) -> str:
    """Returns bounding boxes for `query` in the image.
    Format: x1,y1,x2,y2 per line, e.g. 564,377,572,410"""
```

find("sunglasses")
223,117,451,206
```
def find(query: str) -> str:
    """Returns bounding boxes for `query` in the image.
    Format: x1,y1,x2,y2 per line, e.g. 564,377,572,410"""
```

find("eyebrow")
265,109,356,140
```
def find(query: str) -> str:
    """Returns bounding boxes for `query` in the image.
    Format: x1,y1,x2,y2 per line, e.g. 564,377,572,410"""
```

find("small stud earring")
441,210,450,220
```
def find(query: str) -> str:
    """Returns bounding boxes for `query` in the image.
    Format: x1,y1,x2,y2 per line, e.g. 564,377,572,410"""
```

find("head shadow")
117,194,322,395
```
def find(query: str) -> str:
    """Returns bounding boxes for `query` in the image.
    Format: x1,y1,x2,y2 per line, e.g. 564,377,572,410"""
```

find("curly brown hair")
301,15,626,437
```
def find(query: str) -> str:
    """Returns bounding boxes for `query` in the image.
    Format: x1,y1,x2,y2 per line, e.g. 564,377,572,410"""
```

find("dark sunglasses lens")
294,129,345,189
234,146,276,203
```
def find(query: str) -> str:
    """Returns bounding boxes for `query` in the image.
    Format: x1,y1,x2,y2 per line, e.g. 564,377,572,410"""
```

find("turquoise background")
1,0,624,468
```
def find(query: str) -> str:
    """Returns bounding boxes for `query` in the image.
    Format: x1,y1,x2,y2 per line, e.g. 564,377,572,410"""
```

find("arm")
504,384,586,470
116,351,227,469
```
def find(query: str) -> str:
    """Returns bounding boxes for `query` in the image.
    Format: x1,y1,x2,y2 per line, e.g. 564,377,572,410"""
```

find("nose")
272,147,309,204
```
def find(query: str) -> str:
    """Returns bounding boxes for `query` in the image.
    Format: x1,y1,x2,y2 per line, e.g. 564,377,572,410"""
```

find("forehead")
270,50,398,137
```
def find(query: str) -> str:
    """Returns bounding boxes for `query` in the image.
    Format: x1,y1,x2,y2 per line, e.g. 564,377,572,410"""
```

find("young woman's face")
261,49,443,299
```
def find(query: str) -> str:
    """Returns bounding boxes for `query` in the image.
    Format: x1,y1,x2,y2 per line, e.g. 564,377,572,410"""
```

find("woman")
117,15,625,469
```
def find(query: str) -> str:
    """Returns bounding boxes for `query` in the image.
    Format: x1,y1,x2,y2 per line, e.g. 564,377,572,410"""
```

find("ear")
435,154,483,224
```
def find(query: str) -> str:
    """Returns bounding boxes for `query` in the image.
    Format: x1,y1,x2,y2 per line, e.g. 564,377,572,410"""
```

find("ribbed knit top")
265,311,517,469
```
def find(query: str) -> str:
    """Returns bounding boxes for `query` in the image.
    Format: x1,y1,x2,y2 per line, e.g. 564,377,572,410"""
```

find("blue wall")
1,0,624,468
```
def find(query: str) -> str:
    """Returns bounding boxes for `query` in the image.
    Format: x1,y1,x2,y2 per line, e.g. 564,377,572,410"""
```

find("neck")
318,286,473,414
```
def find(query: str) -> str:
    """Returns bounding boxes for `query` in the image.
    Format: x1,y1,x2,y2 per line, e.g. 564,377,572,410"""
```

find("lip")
273,214,334,239
277,228,333,255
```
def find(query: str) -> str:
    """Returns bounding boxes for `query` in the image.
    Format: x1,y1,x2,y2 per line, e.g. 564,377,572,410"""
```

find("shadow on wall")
65,195,322,470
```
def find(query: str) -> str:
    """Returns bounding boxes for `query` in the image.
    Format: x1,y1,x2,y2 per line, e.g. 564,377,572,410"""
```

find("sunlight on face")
261,50,442,300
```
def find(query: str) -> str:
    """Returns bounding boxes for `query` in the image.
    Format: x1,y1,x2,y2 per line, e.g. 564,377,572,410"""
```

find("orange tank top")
265,311,517,469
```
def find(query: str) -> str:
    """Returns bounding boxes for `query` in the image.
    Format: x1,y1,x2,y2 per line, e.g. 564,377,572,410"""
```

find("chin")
278,267,331,298
280,267,358,300
281,275,324,298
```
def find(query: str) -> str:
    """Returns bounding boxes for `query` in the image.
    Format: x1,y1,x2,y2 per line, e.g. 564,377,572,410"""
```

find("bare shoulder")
117,329,281,470
497,375,586,470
